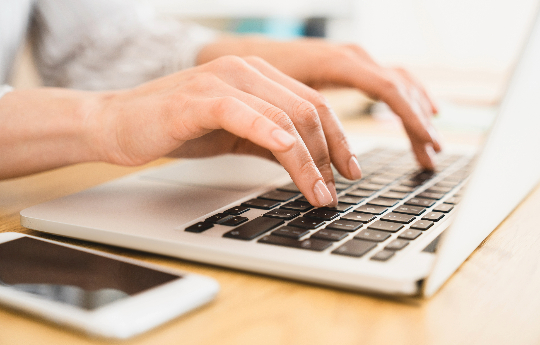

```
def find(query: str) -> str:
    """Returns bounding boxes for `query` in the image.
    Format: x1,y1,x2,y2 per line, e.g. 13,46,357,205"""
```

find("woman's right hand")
81,55,364,207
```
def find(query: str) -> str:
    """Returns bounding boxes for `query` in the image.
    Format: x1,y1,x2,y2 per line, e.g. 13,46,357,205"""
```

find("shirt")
0,0,217,93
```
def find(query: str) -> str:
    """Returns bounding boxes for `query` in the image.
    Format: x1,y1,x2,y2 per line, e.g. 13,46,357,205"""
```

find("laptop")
20,9,540,297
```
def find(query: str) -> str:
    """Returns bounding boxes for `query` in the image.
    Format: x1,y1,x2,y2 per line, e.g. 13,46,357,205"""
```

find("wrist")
0,88,103,178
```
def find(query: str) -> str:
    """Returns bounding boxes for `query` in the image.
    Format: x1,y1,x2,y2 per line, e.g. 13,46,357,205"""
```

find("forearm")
196,35,326,83
0,88,99,179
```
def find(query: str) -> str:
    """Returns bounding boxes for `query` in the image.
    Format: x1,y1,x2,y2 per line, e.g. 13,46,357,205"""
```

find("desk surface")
1,98,540,345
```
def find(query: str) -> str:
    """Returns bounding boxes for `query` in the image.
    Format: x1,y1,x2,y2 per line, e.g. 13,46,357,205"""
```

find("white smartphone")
0,232,219,339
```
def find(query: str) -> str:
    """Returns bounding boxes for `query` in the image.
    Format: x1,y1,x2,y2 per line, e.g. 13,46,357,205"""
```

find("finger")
181,92,334,207
211,56,338,205
220,88,335,207
394,67,439,115
178,96,296,153
244,56,363,183
335,62,441,167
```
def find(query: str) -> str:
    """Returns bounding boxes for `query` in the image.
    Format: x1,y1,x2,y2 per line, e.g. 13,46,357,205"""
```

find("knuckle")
291,99,321,130
307,91,331,113
211,96,238,118
243,55,266,65
377,75,403,98
299,158,318,177
211,55,249,71
263,107,294,131
317,160,333,176
248,115,268,134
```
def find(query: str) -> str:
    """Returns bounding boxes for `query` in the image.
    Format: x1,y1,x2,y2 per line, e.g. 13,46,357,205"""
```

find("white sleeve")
0,85,13,100
31,0,218,90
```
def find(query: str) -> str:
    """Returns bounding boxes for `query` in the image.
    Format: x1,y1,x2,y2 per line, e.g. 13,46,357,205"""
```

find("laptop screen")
424,6,540,296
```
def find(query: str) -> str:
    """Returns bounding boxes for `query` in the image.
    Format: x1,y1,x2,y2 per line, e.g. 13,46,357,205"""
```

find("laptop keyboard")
184,148,472,262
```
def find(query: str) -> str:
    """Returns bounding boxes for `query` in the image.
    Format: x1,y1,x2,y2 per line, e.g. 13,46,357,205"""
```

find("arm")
0,57,363,206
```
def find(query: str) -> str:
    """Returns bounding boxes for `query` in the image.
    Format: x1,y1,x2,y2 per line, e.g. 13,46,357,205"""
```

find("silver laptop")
20,10,540,297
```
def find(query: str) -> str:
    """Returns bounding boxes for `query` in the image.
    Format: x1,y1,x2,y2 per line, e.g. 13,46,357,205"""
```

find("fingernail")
326,181,338,206
271,129,296,149
314,180,333,206
348,156,362,180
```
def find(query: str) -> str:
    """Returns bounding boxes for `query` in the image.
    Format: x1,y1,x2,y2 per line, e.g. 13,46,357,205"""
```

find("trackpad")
141,155,289,192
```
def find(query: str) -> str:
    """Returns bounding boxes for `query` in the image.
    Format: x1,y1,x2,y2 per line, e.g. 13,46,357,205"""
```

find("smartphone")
0,232,219,339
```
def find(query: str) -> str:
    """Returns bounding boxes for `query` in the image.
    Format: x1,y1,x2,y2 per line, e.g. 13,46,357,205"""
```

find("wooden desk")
1,112,540,345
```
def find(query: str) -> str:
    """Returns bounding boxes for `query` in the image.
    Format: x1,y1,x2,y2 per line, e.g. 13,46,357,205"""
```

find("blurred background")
145,0,538,104
12,0,539,113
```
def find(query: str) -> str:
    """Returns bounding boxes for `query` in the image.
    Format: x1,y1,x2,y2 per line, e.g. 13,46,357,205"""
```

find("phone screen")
0,237,181,310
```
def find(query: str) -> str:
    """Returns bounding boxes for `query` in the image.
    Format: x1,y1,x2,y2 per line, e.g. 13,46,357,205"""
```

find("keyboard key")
400,179,424,187
444,196,461,204
436,180,459,188
205,213,233,224
311,229,348,241
385,239,409,251
409,170,435,181
334,175,357,185
405,197,435,207
263,209,300,220
326,219,363,232
242,198,280,210
368,198,399,207
259,190,298,201
272,226,309,239
277,182,300,193
393,205,426,216
380,191,408,199
280,201,313,212
369,177,395,185
398,229,422,240
223,217,284,240
346,189,374,198
258,235,333,251
410,220,434,230
381,213,415,223
338,195,365,205
370,250,395,261
368,221,404,232
341,212,376,223
433,203,454,213
224,206,250,215
220,216,249,226
321,203,353,213
390,185,416,193
378,172,403,180
304,209,340,221
356,182,385,191
332,239,377,257
422,212,445,222
355,205,387,215
185,222,213,233
334,182,351,191
426,186,453,194
288,217,325,229
354,229,391,242
417,191,445,200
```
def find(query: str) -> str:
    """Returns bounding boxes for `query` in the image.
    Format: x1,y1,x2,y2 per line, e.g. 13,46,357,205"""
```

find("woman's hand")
198,36,442,169
1,55,363,207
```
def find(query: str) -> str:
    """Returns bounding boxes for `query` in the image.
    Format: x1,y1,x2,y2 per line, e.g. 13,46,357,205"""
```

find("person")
0,0,441,208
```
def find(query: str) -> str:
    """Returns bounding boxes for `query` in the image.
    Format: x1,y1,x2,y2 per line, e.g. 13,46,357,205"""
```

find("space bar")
223,217,284,240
